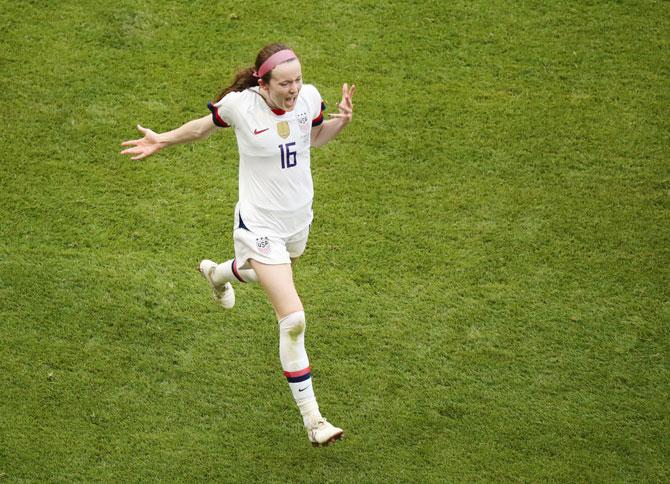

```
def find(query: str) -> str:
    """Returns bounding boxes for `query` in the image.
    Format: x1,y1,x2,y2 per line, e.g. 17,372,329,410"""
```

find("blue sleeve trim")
207,102,230,128
311,101,326,127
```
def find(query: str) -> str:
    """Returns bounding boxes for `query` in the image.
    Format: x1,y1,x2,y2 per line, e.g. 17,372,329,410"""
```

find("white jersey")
208,84,325,237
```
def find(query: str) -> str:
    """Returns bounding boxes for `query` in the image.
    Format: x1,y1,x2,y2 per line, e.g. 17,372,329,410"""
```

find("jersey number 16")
279,142,297,169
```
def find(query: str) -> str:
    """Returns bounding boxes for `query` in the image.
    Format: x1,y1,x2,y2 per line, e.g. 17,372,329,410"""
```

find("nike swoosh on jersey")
254,128,269,135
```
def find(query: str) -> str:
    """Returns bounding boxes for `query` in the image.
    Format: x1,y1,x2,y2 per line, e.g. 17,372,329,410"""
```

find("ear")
258,79,269,91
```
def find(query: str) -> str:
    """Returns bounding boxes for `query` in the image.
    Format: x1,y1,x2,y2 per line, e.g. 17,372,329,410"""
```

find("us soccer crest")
256,236,271,255
297,112,310,133
276,121,290,139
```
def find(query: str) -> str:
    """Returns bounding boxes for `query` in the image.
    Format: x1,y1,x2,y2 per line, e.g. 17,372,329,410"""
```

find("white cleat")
306,418,344,447
198,259,235,309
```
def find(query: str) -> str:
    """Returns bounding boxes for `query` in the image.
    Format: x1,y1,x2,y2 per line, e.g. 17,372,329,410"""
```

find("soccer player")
120,43,355,447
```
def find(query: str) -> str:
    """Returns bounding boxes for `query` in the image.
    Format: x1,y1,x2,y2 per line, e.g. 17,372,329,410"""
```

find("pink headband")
253,49,298,79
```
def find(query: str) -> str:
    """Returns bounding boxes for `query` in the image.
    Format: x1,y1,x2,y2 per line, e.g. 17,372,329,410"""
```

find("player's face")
263,59,302,112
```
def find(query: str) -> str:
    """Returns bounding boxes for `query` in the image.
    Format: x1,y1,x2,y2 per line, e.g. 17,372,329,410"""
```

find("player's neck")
256,89,287,115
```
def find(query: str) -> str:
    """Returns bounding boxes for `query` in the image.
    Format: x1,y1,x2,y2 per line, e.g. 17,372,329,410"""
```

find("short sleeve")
207,91,240,128
311,101,326,127
302,84,325,127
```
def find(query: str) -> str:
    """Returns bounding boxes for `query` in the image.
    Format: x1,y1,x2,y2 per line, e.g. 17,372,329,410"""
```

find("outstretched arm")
120,115,217,160
311,83,356,148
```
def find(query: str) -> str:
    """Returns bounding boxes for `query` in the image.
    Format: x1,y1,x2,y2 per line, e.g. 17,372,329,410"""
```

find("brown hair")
215,43,295,102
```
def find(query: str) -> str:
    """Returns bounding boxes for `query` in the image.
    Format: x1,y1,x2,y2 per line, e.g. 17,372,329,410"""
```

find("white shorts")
233,209,310,270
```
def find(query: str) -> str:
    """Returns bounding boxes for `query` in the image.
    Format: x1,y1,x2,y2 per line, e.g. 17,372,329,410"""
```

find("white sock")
212,258,258,284
279,311,322,427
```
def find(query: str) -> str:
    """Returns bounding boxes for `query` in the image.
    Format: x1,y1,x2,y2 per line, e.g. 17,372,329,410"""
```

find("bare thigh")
249,260,303,319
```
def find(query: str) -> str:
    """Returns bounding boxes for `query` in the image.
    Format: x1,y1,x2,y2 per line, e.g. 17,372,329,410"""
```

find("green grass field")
1,0,668,481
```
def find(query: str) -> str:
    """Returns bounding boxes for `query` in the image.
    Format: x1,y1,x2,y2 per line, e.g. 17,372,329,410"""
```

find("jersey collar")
250,87,287,116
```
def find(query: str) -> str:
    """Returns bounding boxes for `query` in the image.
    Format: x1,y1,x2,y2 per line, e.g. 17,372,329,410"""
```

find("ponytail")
215,67,258,102
213,43,296,103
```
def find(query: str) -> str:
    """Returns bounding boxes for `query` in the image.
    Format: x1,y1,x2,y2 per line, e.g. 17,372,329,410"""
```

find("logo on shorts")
256,237,271,255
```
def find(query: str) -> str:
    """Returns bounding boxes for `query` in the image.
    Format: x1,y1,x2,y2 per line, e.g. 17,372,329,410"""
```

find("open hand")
328,83,356,124
120,125,165,160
